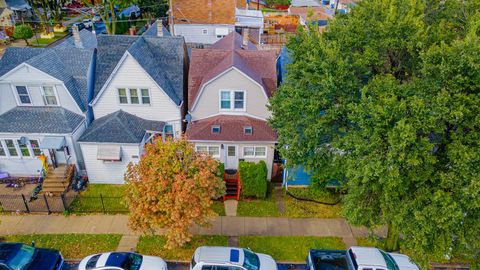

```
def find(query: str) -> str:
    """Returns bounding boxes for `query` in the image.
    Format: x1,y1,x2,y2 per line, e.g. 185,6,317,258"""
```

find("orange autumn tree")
124,137,225,248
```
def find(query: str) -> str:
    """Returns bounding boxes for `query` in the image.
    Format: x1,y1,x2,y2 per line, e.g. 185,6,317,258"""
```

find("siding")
191,69,270,120
192,141,275,180
93,54,182,136
79,143,140,184
0,65,83,114
174,24,235,44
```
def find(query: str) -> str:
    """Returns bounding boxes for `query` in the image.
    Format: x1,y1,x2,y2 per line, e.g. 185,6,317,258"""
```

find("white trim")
11,84,32,106
188,112,267,121
190,67,268,111
195,144,220,158
116,87,152,106
188,140,277,143
0,63,63,83
242,145,267,158
2,138,20,158
78,141,141,146
218,89,246,112
41,85,61,106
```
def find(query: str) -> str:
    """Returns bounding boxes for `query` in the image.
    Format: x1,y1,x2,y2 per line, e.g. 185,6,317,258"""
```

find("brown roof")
172,0,237,24
188,32,277,110
289,6,333,21
186,115,277,142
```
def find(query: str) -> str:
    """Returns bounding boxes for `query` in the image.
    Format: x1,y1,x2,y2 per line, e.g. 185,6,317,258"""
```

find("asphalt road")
63,261,307,270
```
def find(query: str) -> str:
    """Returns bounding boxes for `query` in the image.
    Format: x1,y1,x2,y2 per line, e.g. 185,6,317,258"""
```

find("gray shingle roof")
0,46,93,112
56,29,98,49
79,110,165,143
0,107,84,134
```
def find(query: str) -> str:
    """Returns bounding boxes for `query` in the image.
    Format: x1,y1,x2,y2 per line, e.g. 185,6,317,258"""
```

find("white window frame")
28,139,42,157
117,87,151,105
13,85,32,106
0,138,40,158
3,139,20,158
218,90,246,111
211,125,221,134
41,85,60,106
0,140,7,158
202,29,208,35
244,126,253,134
196,145,220,158
243,146,267,158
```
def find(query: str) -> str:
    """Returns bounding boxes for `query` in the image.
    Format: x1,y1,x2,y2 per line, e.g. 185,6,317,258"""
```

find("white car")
191,246,278,270
82,19,93,28
79,252,168,270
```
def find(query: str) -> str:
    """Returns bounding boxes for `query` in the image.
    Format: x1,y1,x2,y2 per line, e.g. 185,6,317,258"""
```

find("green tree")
83,0,132,35
136,0,168,18
13,24,34,45
269,0,480,267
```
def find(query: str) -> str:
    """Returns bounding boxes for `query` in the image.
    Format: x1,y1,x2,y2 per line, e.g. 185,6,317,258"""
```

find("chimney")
156,19,163,37
72,25,83,48
242,28,249,49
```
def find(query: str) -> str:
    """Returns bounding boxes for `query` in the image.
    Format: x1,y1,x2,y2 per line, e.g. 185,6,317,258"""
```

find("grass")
1,234,122,259
284,194,343,218
30,32,68,47
237,197,280,217
68,184,128,214
239,236,346,262
211,200,226,216
137,235,228,261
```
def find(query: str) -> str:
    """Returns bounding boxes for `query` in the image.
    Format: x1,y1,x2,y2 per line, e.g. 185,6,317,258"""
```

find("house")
0,28,95,177
185,31,278,179
3,0,32,24
288,6,333,27
77,21,188,184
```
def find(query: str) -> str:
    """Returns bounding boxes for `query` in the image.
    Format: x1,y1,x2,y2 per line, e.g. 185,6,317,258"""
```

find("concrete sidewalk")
0,215,385,246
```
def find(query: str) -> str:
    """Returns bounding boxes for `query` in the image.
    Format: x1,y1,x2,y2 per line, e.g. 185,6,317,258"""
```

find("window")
141,89,150,104
243,249,260,270
129,88,139,104
0,142,5,157
244,126,252,134
164,125,174,139
29,140,41,156
228,146,236,157
211,125,221,134
196,146,208,153
243,146,266,158
118,88,150,105
219,90,245,110
234,91,244,109
42,86,58,105
15,86,31,104
220,91,231,109
5,140,18,157
202,29,208,35
118,88,128,104
17,139,29,157
196,146,219,157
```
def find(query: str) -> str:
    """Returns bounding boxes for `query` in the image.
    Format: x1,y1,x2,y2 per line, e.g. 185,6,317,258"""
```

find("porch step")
39,187,66,194
42,183,66,189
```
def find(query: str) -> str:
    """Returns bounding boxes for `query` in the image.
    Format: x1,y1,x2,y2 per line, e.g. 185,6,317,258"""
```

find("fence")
0,191,128,214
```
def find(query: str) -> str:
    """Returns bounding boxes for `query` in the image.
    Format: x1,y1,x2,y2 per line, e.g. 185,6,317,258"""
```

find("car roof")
194,246,245,266
350,246,387,268
0,243,23,262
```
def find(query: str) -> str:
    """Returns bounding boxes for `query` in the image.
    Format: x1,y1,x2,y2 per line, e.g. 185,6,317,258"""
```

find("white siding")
191,68,270,120
174,24,235,44
192,141,275,180
79,143,140,184
0,64,83,114
93,54,182,136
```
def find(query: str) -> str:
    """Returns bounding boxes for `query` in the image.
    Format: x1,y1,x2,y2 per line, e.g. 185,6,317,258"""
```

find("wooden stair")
40,165,68,195
223,170,241,201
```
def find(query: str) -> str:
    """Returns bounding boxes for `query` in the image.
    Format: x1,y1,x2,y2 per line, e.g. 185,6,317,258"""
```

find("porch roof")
0,107,84,134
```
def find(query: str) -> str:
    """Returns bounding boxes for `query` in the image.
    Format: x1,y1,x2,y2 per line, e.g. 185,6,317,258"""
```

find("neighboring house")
3,0,32,23
77,21,188,184
185,31,278,179
0,5,14,29
0,30,95,176
288,6,333,27
290,0,322,7
235,8,263,42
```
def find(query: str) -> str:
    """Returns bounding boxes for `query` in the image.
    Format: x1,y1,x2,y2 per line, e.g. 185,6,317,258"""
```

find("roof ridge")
114,111,144,142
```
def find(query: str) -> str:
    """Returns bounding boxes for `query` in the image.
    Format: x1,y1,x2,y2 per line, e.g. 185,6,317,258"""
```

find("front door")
225,145,238,169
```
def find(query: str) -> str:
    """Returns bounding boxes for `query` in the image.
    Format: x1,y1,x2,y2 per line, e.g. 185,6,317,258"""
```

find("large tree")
83,0,132,35
124,138,225,249
270,0,480,267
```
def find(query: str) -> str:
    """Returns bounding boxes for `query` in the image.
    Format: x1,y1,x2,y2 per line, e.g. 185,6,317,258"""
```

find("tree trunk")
24,39,29,46
385,222,400,251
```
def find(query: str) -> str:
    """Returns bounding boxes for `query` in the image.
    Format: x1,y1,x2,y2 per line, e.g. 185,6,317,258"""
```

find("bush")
239,161,268,199
13,24,33,45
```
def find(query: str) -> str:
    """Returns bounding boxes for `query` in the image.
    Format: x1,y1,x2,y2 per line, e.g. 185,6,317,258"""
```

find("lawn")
68,184,128,213
237,197,280,217
211,200,226,216
30,32,68,47
137,235,228,261
1,234,121,259
238,236,346,262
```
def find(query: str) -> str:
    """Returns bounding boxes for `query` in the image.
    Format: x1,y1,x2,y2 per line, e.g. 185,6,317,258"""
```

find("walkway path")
0,215,386,247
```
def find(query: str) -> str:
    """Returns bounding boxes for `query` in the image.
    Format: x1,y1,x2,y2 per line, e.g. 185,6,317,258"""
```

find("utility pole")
169,0,174,35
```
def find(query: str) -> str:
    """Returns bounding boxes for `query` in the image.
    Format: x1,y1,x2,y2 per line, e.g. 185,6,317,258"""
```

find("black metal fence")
0,191,128,214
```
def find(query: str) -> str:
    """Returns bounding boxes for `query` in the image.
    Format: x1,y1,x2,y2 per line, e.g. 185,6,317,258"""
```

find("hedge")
239,160,268,199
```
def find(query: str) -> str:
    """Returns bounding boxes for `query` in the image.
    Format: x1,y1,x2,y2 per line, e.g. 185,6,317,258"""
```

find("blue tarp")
284,165,312,186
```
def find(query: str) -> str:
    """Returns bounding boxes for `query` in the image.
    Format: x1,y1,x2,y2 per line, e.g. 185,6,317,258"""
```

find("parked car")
191,246,278,270
78,252,168,270
0,242,64,270
82,19,93,29
69,22,85,32
307,246,419,270
119,5,141,18
92,14,101,23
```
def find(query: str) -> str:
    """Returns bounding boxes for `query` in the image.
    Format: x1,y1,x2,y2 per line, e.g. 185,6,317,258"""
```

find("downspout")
86,48,97,126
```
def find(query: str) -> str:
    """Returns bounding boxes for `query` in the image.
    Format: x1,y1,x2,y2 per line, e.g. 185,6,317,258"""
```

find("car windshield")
242,249,260,270
121,253,143,270
7,245,35,270
379,251,399,270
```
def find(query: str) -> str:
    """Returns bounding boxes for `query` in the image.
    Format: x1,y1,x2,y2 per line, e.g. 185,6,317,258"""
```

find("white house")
78,22,188,184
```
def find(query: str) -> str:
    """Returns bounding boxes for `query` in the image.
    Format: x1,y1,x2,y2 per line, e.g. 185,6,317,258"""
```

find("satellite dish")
184,114,192,123
19,137,28,145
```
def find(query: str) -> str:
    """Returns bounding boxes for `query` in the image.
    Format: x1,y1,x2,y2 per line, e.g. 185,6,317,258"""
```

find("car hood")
257,253,278,270
28,248,63,270
139,255,168,270
388,253,419,270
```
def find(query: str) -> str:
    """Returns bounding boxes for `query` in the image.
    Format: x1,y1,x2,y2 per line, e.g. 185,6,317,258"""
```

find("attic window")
211,125,221,134
244,126,252,135
202,29,208,35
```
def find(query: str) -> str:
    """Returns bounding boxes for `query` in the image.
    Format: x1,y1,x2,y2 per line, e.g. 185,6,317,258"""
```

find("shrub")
239,160,268,199
13,24,33,45
217,163,225,178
